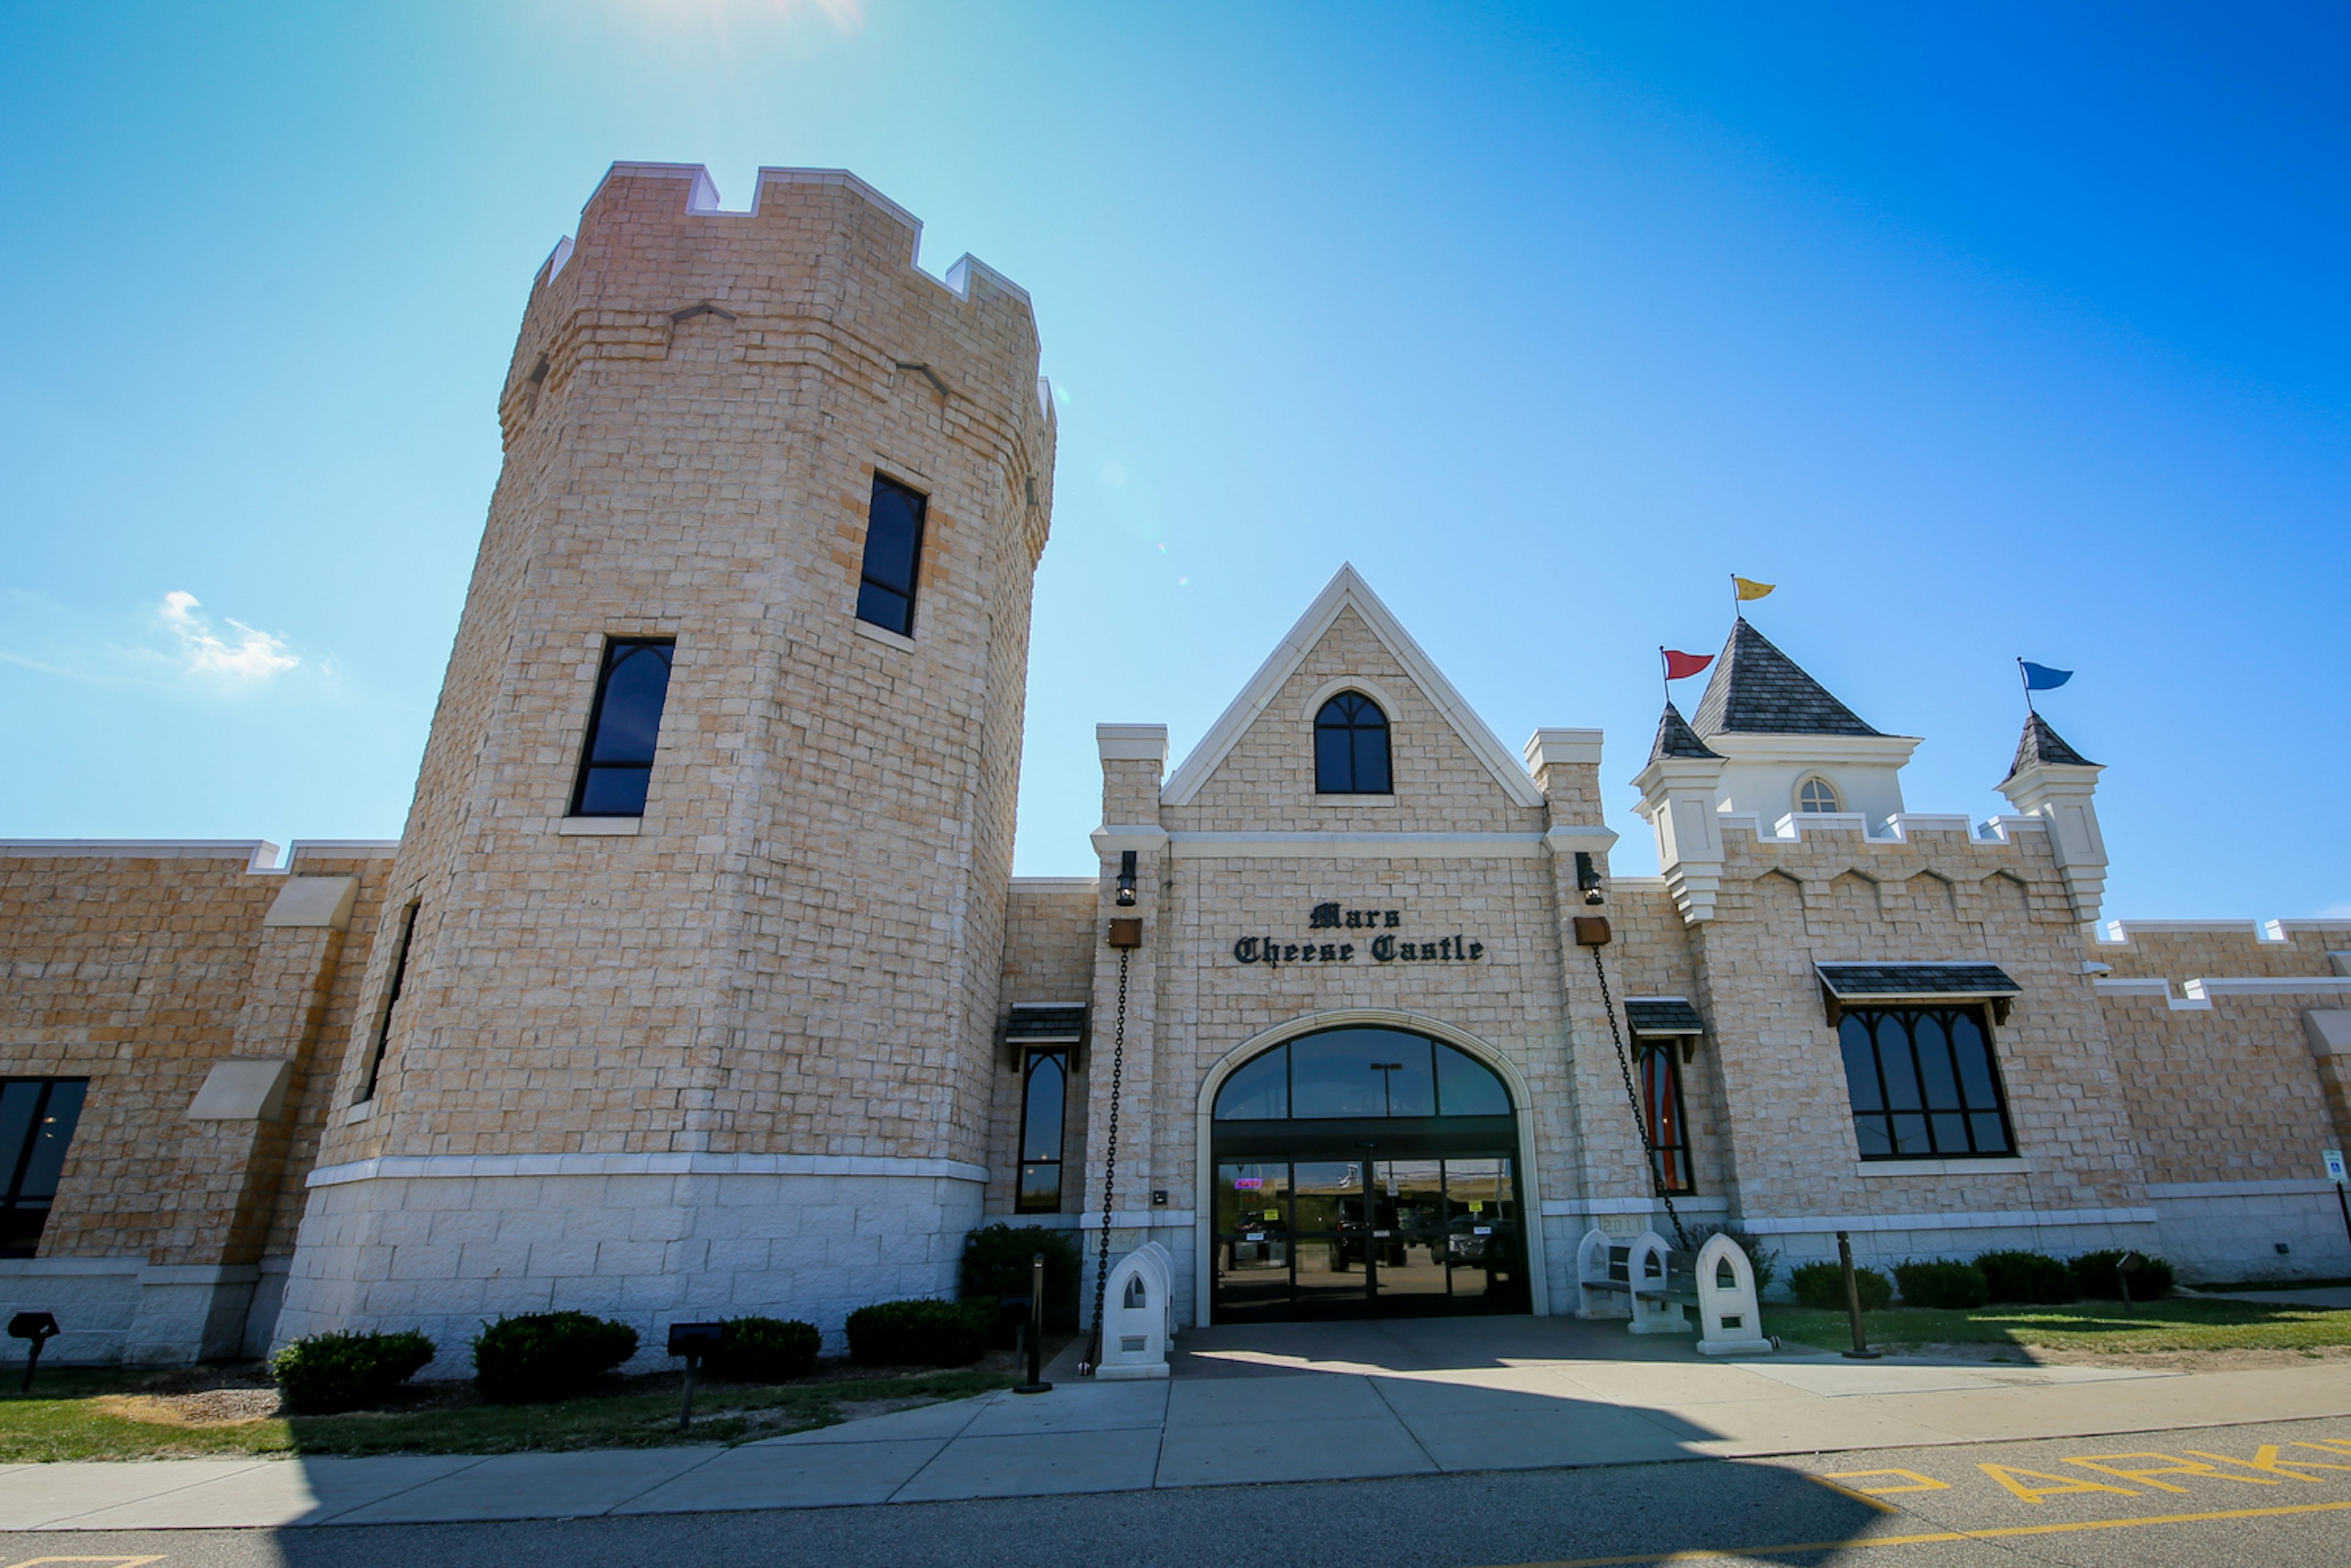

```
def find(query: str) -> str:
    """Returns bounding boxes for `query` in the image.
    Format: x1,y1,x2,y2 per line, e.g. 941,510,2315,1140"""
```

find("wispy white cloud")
159,591,299,681
2318,901,2351,921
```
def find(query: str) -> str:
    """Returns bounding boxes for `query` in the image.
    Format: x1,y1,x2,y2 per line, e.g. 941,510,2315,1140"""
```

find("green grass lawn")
1763,1296,2351,1354
0,1365,1016,1463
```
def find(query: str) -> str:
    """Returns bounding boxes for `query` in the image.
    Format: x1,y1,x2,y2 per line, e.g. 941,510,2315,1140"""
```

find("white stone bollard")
1095,1240,1172,1380
1693,1232,1773,1356
1625,1230,1691,1335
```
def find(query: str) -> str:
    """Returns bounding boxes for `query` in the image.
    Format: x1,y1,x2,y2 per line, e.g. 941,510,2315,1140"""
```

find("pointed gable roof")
1160,565,1547,809
1648,702,1721,763
1690,617,1880,738
2004,711,2096,779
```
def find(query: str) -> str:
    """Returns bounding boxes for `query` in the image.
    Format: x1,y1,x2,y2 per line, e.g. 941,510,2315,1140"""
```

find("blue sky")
3,2,2345,918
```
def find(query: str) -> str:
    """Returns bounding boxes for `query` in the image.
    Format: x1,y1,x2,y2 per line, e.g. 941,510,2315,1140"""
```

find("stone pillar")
1633,752,1729,925
1083,724,1168,1327
1998,757,2108,925
132,875,353,1364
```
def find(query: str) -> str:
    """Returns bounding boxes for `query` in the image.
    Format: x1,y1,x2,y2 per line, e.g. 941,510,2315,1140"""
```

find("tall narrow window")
857,475,928,637
570,638,675,816
1635,1040,1695,1195
1016,1048,1068,1212
1839,1005,2016,1159
0,1078,87,1257
1314,692,1392,794
360,901,420,1103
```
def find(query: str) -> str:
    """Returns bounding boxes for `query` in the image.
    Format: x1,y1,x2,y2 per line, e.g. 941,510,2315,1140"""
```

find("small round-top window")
1796,776,1841,814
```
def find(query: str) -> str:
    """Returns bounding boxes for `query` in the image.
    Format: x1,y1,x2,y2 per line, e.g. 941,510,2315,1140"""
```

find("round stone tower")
275,163,1057,1362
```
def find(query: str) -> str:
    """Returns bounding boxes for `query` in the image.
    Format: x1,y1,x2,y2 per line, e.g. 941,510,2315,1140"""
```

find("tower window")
1016,1048,1068,1212
857,475,928,638
570,639,675,817
1839,1006,2016,1159
0,1078,88,1256
1796,775,1841,814
359,901,420,1103
1314,692,1392,795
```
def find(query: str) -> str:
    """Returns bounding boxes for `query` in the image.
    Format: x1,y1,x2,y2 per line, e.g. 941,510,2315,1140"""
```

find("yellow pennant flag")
1733,576,1775,602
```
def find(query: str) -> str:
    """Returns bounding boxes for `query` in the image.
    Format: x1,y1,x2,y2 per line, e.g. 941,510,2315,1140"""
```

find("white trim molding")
1742,1206,2158,1236
1164,831,1550,861
308,1152,990,1188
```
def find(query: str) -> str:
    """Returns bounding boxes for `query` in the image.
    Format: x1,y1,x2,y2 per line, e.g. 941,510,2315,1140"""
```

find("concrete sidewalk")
6,1315,2351,1529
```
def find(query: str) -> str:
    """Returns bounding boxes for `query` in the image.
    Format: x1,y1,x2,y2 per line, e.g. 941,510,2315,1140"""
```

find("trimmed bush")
1688,1225,1779,1293
2070,1249,2175,1300
1894,1258,1991,1310
1974,1249,2075,1305
703,1316,821,1383
271,1329,437,1415
960,1223,1082,1335
471,1311,639,1404
845,1298,994,1367
1790,1259,1892,1312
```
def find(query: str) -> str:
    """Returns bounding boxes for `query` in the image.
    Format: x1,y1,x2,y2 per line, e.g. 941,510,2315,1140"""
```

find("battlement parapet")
0,838,398,876
1715,811,2046,848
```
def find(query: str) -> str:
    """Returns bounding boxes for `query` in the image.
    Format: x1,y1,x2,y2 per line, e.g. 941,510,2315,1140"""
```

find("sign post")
2327,1150,2350,1256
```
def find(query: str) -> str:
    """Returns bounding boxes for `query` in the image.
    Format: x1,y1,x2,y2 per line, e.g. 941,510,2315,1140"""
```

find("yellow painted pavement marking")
2184,1443,2351,1480
2,1558,168,1567
1976,1462,2140,1504
1475,1497,2351,1567
2060,1450,2282,1492
1809,1469,1948,1512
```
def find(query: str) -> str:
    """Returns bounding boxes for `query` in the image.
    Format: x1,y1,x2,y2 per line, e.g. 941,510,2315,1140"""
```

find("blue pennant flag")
2020,661,2073,692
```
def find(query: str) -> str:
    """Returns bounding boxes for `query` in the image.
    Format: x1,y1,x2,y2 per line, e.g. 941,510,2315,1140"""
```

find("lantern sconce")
1574,850,1605,907
1115,849,1138,907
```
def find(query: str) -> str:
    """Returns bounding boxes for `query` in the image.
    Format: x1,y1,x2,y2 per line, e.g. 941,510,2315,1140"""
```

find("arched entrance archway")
1204,1022,1531,1322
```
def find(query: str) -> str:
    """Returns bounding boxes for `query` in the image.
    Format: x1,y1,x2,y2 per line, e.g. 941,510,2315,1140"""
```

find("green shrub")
470,1311,639,1404
703,1316,821,1383
1894,1258,1991,1310
2070,1249,2175,1300
1687,1225,1779,1293
1974,1249,2075,1305
270,1329,437,1414
959,1223,1082,1335
845,1298,994,1367
1790,1259,1892,1312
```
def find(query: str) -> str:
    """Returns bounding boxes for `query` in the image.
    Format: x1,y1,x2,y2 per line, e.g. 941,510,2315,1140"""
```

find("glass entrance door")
1212,1153,1525,1321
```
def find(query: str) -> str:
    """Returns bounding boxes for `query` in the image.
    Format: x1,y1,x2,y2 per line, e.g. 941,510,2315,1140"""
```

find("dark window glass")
359,902,420,1103
1313,692,1392,794
1435,1041,1511,1116
0,1079,88,1258
1213,1048,1289,1120
569,639,675,817
1636,1041,1695,1195
1837,1006,2016,1160
1213,1029,1509,1122
1016,1049,1068,1213
857,475,928,637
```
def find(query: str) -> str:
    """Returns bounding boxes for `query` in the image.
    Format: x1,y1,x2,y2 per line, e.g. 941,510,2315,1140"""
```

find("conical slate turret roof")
1690,618,1880,738
1648,702,1722,763
2004,711,2096,779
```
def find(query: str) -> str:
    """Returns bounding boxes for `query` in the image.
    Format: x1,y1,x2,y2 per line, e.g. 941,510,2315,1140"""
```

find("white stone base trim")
277,1167,988,1376
1742,1206,2158,1236
0,1257,274,1367
307,1151,990,1188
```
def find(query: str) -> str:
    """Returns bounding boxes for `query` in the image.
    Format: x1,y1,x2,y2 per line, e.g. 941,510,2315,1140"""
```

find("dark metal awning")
1815,963,2019,1026
1624,998,1706,1036
1005,1003,1087,1045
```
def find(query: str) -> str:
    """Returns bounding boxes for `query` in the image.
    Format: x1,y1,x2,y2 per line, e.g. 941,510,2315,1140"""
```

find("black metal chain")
1081,946,1131,1376
1588,943,1691,1250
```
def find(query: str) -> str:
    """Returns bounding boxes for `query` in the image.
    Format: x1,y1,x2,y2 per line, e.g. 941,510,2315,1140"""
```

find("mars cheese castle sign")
1231,902,1488,967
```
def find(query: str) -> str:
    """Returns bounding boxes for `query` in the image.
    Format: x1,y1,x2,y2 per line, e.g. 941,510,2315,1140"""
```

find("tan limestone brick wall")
985,880,1099,1214
1169,607,1547,836
0,850,391,1264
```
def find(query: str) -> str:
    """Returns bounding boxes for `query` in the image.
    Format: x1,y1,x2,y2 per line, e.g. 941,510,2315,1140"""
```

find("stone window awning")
1624,998,1706,1037
1815,962,2020,1027
1005,1003,1087,1062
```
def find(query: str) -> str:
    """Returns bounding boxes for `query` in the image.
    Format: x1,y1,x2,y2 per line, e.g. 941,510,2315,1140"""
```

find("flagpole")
2017,658,2034,715
1659,647,1669,705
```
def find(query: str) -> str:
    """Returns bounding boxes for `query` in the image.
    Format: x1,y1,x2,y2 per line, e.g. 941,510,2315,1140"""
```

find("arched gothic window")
1314,692,1392,795
1796,775,1841,814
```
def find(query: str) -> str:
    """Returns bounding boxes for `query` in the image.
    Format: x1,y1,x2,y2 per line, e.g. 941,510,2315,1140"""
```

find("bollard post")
664,1321,724,1432
1837,1231,1881,1360
678,1353,699,1431
2117,1250,2142,1316
1015,1252,1053,1395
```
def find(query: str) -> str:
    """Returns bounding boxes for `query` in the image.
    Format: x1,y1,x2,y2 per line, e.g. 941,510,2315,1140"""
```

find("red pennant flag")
1663,650,1714,681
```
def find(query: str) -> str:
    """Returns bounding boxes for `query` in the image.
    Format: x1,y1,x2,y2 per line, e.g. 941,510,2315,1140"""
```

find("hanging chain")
1588,942,1691,1250
1081,945,1131,1376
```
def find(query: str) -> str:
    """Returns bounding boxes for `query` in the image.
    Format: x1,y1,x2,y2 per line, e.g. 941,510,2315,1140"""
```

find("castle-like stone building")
4,164,2349,1368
